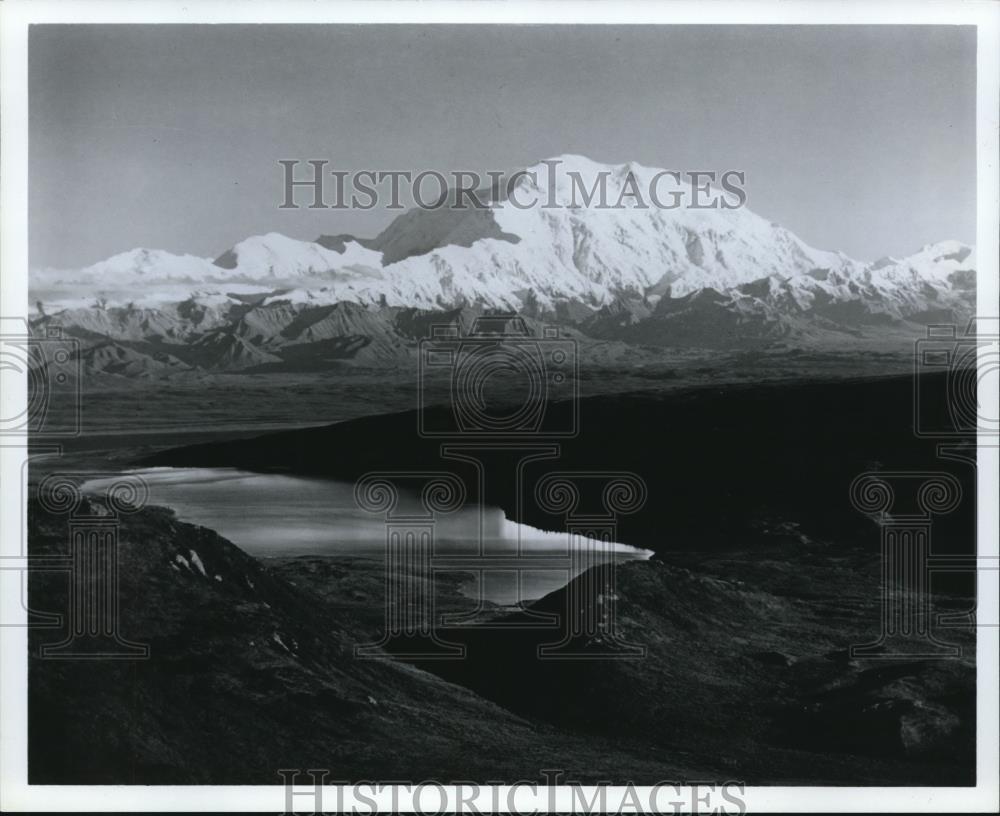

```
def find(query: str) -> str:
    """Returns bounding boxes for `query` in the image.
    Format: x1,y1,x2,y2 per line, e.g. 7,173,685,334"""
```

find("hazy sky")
29,24,976,269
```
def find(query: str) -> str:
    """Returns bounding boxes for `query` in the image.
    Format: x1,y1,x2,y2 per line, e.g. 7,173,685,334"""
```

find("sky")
29,24,976,269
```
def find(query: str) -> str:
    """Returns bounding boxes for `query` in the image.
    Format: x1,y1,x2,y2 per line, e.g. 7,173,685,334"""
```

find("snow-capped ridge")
29,155,975,337
213,232,384,280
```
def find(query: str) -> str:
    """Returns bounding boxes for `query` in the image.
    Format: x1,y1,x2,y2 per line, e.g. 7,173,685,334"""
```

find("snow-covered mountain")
30,155,975,374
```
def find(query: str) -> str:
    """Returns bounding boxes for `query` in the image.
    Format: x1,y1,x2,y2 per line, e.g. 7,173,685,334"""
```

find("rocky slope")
28,496,690,783
28,492,974,785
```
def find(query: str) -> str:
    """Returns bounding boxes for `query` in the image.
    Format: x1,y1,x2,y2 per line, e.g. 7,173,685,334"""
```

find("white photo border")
1,1,997,812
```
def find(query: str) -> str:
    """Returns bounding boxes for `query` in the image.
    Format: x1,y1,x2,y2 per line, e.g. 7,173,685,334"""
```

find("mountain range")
30,155,975,376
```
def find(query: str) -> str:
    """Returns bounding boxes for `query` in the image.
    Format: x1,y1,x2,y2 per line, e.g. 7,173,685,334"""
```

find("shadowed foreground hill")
276,548,975,786
28,499,695,784
28,497,975,785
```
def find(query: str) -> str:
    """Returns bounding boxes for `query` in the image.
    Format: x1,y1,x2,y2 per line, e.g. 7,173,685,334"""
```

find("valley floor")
38,348,914,444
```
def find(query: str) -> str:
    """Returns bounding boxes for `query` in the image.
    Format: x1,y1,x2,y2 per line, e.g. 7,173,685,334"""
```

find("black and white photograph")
1,1,998,812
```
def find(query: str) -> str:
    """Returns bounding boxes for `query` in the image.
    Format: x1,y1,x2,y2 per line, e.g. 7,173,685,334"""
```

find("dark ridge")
212,248,238,269
144,371,974,560
314,233,380,253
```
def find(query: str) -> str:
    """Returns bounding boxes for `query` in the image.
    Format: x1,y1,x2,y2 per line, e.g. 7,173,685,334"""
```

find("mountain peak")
212,232,384,281
29,156,974,332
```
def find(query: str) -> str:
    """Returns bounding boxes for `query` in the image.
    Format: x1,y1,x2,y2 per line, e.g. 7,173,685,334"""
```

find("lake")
80,467,652,605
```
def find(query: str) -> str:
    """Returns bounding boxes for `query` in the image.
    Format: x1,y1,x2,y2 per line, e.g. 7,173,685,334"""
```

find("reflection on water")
81,467,651,605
